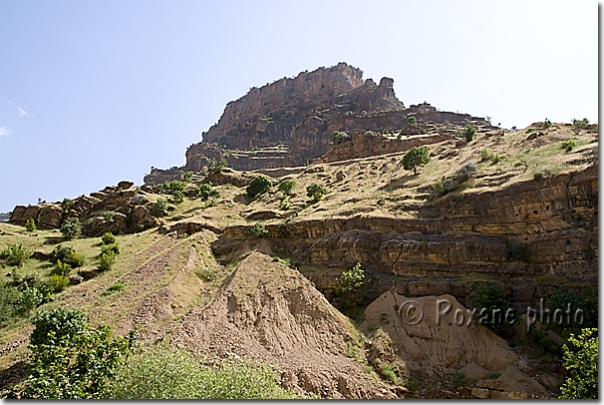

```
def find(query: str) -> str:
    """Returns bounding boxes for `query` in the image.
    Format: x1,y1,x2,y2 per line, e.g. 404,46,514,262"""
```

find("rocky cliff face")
145,63,495,184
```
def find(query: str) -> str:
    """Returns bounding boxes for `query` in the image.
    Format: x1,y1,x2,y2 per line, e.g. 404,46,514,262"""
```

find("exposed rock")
117,180,134,190
335,170,347,182
78,269,99,280
31,250,51,261
69,275,84,285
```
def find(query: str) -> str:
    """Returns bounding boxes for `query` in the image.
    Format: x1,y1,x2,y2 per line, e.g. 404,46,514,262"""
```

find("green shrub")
0,285,22,323
364,130,375,137
107,345,298,399
98,252,116,272
559,328,598,399
102,211,115,223
306,183,327,202
442,178,459,194
198,183,220,200
453,161,477,183
335,263,368,315
49,274,70,292
101,232,116,245
6,322,132,399
60,217,82,240
102,283,125,296
279,199,292,211
278,179,296,195
491,153,504,164
208,157,228,173
150,199,168,217
533,172,544,181
407,116,416,125
0,244,29,266
25,219,36,232
30,306,88,346
571,118,589,135
542,118,552,129
51,260,72,277
464,123,476,142
183,171,193,182
432,179,444,193
331,131,342,145
101,243,120,256
250,223,268,238
467,282,518,336
480,148,492,162
159,180,187,193
246,175,273,198
52,245,85,268
561,139,576,152
170,190,185,204
402,146,430,175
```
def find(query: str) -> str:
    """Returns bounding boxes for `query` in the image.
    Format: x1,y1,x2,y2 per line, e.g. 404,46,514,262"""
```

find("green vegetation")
453,161,477,183
571,118,589,135
246,175,273,198
98,251,116,272
150,198,168,217
250,223,268,238
30,306,88,346
402,146,430,175
561,139,576,152
102,283,125,296
334,263,368,319
208,157,228,173
101,232,116,245
183,171,193,182
198,183,220,200
60,217,82,240
407,116,416,125
463,122,476,142
51,260,71,277
331,131,342,145
306,183,327,202
279,199,292,211
49,274,70,292
108,345,298,399
0,243,29,267
559,328,598,399
542,118,552,129
278,178,296,195
467,282,518,336
25,219,36,232
102,211,115,223
170,190,185,204
480,148,492,162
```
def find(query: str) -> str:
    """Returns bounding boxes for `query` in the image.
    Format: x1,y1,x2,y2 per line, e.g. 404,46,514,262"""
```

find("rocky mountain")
1,64,598,399
144,63,493,184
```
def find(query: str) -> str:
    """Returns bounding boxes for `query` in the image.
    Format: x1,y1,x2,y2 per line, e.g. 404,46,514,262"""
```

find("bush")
0,244,29,266
278,179,296,195
402,146,430,175
183,171,193,182
208,157,228,174
198,183,220,200
246,175,273,198
559,328,598,399
150,199,168,217
102,283,125,296
51,260,72,277
491,153,504,164
159,180,187,193
464,123,476,142
52,245,85,268
480,148,492,162
331,131,342,145
30,306,88,346
306,183,327,203
61,217,82,240
571,118,589,135
100,243,120,256
102,211,115,223
170,190,185,204
25,219,36,232
49,274,70,292
335,263,368,314
250,223,268,238
101,232,116,245
407,116,416,125
0,285,22,323
107,345,298,399
6,322,133,399
542,118,552,129
467,282,518,335
533,172,544,181
98,252,116,272
561,139,576,152
453,161,477,183
279,199,292,211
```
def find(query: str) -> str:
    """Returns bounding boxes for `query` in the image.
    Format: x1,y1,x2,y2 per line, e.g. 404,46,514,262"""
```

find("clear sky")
0,0,598,212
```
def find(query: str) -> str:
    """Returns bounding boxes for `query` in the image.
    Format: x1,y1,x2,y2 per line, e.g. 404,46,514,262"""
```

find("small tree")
542,118,552,129
558,328,598,399
61,217,82,240
278,179,296,195
572,118,589,135
407,116,417,125
246,175,273,198
198,183,219,200
306,183,327,202
335,263,368,314
402,146,430,175
464,123,476,142
30,306,88,346
101,232,116,245
25,219,36,232
182,171,193,182
331,131,342,145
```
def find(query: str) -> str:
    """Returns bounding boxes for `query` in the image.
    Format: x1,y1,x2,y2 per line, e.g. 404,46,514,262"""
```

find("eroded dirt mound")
362,291,554,399
171,252,393,399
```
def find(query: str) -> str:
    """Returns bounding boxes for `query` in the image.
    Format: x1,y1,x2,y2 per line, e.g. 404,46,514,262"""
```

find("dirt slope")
362,291,553,399
170,251,395,399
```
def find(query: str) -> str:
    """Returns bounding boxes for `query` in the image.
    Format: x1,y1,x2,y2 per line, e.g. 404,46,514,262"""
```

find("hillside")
1,63,598,399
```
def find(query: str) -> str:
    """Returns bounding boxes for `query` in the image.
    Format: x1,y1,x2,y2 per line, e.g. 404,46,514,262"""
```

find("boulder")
117,180,134,190
37,204,63,229
69,275,84,285
31,250,52,261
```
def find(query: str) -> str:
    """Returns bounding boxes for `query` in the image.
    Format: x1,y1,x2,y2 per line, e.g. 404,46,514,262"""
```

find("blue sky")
0,0,598,212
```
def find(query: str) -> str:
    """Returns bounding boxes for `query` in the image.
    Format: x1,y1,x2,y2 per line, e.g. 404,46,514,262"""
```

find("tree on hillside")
402,146,430,175
558,328,598,399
